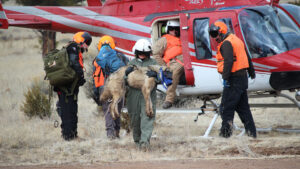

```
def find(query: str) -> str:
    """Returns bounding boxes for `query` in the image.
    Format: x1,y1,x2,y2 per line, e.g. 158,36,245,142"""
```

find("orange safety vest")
163,34,183,66
216,34,249,73
93,60,105,88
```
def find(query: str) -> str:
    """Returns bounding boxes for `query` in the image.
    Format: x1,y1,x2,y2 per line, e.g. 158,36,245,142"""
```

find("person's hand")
125,66,134,76
78,78,86,86
146,70,157,78
249,72,256,79
223,80,230,88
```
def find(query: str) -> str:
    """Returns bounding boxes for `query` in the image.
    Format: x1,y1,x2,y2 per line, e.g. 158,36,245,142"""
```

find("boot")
219,122,233,138
162,101,172,109
115,130,120,138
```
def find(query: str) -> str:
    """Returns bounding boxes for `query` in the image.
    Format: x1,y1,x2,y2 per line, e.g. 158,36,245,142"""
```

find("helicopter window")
217,18,235,34
193,18,212,59
280,4,300,24
239,6,300,58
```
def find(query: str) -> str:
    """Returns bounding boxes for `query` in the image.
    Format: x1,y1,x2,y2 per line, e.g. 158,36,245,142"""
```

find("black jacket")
67,42,84,79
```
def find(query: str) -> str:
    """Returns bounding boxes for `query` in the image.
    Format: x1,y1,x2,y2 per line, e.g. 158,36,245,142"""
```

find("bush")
20,79,52,119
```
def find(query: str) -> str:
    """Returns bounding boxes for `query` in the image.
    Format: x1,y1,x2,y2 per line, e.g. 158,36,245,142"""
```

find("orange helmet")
209,21,228,38
73,32,92,46
97,35,115,50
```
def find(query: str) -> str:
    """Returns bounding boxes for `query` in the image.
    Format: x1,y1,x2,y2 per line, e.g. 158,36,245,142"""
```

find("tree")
1,0,10,3
290,0,300,6
15,0,85,56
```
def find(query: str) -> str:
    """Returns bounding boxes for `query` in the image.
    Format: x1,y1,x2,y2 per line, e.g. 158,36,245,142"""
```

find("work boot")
115,130,120,138
107,135,116,140
139,142,150,152
246,129,257,138
107,130,116,140
219,124,233,138
62,134,77,141
162,101,172,109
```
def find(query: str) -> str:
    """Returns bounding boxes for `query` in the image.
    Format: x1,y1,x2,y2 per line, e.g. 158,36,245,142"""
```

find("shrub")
20,79,52,119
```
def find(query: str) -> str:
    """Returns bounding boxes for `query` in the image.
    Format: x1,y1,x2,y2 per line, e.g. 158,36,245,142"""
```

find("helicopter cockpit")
239,6,300,59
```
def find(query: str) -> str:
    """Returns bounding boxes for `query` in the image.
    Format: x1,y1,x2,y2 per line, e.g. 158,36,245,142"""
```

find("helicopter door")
180,13,195,86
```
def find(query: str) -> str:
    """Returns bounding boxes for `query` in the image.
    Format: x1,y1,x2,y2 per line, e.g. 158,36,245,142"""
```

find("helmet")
132,39,151,53
98,35,115,50
73,32,92,46
132,39,152,58
165,20,180,33
209,21,228,38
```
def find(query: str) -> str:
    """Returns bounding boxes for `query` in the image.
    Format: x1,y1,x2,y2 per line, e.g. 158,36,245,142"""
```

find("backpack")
96,45,127,76
116,51,129,65
43,45,77,87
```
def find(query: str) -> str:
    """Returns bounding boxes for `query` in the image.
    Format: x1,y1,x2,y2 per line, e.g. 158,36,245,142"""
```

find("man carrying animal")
53,31,92,141
124,39,158,151
95,35,126,139
153,19,184,109
209,21,256,138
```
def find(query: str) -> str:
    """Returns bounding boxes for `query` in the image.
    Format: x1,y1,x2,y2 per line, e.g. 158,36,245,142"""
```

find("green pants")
126,87,156,146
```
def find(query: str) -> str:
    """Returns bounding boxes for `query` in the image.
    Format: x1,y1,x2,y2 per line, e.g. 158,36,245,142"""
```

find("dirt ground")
1,158,300,169
0,19,300,169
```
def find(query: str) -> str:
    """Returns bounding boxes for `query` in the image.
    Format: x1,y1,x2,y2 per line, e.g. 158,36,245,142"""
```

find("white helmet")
132,39,152,53
166,20,180,32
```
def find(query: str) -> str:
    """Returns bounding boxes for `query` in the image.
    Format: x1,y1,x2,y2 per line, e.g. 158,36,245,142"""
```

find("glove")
248,71,256,79
78,78,86,86
125,66,134,76
146,70,157,78
163,70,173,79
223,80,230,88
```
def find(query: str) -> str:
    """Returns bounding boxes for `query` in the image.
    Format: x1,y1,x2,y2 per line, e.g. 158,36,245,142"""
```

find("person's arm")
152,37,167,66
246,50,256,79
67,44,84,78
220,41,234,80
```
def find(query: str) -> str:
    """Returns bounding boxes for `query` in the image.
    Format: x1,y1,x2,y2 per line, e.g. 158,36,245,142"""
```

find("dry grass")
0,27,300,167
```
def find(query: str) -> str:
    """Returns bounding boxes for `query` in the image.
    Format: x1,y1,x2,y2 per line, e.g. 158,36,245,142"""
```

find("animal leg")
112,96,121,119
142,86,152,117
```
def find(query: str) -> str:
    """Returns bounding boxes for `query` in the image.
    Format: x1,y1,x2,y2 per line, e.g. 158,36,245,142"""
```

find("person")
209,21,257,138
55,31,92,141
92,37,128,106
95,35,126,139
124,39,158,150
153,19,184,109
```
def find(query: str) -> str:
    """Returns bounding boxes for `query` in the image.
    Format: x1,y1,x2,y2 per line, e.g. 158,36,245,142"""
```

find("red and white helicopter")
1,0,300,136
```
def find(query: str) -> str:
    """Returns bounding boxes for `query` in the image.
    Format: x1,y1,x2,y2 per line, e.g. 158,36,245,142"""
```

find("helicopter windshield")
280,4,300,24
239,6,300,58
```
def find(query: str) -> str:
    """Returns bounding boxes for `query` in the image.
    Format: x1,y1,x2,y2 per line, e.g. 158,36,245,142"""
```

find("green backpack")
43,45,77,87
